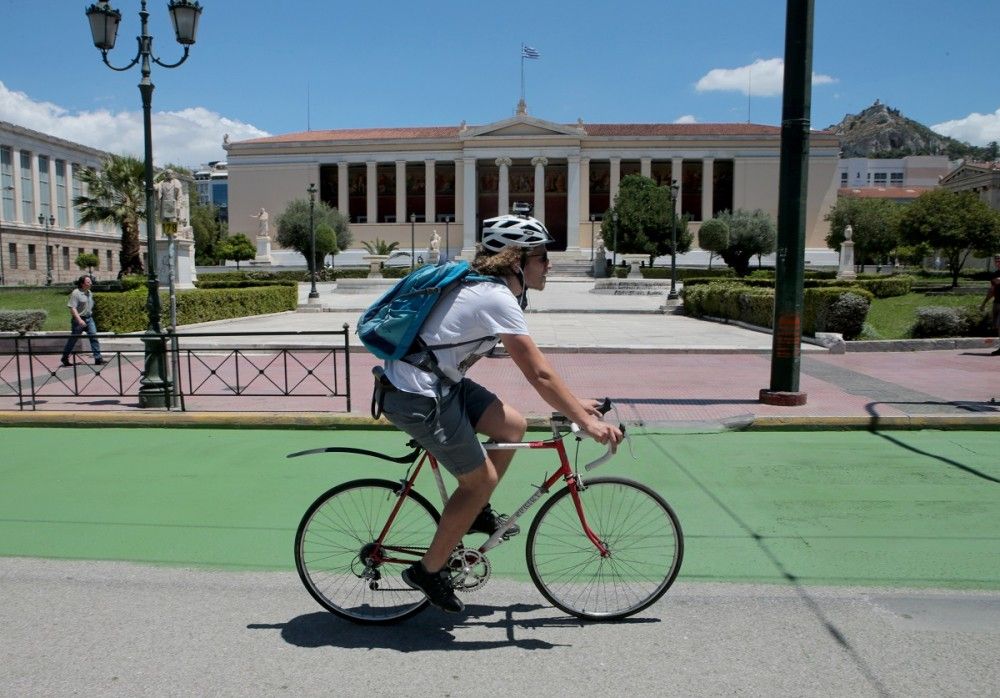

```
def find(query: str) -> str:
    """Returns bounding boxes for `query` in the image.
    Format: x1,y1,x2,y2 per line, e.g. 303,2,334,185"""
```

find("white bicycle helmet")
481,213,553,253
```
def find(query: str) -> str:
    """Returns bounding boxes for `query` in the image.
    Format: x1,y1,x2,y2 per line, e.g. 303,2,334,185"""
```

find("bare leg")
420,400,527,573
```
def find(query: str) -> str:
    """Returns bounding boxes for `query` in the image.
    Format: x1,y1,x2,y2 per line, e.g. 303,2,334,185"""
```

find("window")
92,249,99,270
38,155,51,219
106,250,113,272
712,160,734,217
28,244,36,270
20,151,34,222
681,160,703,220
71,164,83,227
62,246,70,270
55,160,68,226
840,171,848,185
890,172,904,186
873,172,887,186
8,242,17,269
1,146,14,221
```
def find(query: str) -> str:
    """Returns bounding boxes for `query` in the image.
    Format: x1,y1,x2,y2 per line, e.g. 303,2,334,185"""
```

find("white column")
424,159,436,223
701,157,714,222
496,156,511,216
672,157,684,216
11,148,23,223
462,156,476,253
337,162,348,215
610,157,621,204
365,161,377,224
454,158,464,224
566,155,581,254
395,160,406,223
640,157,651,178
579,157,590,224
32,154,42,221
532,156,547,223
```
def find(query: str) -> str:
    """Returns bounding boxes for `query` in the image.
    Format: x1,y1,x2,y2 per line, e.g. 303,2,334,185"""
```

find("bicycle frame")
371,432,610,568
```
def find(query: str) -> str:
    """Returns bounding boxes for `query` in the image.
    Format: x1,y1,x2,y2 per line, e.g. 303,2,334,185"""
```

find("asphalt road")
2,558,999,697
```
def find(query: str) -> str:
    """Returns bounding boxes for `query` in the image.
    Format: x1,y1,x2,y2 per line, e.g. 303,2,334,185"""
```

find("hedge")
194,279,298,289
93,285,297,332
682,274,911,298
197,266,413,283
683,282,874,339
0,309,47,332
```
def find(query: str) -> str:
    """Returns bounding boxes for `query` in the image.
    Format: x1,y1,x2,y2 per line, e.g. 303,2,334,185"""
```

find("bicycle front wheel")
295,478,440,624
526,476,683,621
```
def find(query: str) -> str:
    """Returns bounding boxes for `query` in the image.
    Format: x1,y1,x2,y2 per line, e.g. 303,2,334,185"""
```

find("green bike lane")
1,426,998,590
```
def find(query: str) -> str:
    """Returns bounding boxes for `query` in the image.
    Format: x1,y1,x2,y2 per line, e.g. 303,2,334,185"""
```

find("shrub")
910,307,966,338
194,280,297,289
802,287,874,336
0,309,47,332
120,274,146,291
818,292,870,340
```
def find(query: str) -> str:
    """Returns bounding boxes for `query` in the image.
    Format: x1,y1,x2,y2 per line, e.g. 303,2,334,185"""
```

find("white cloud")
695,58,836,97
0,81,269,167
932,108,1000,146
673,114,698,124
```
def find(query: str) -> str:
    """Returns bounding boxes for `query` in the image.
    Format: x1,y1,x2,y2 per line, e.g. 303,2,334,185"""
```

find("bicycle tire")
295,478,440,624
525,476,683,621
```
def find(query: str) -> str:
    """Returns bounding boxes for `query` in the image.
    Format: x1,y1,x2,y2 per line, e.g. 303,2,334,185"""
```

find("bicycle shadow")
249,603,658,652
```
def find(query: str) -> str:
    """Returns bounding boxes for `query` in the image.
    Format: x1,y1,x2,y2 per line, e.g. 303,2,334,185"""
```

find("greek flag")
521,45,540,59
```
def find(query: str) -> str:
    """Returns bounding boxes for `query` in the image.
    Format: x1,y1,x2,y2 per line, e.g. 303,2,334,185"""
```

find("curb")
2,411,997,431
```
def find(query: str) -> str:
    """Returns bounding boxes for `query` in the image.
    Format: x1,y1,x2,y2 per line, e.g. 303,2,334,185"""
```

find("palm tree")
73,154,146,273
361,237,400,255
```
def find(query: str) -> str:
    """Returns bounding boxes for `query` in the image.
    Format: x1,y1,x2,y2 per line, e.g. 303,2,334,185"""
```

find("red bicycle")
290,399,683,623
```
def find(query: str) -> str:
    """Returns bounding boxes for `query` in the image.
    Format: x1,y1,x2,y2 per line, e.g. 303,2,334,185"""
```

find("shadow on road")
249,603,658,652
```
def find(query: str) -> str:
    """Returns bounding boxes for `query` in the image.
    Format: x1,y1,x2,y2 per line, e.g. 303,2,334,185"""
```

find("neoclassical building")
225,111,841,264
1,121,122,285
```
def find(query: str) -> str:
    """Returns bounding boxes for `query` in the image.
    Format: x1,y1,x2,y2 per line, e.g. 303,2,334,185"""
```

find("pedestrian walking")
60,275,103,366
980,254,1000,356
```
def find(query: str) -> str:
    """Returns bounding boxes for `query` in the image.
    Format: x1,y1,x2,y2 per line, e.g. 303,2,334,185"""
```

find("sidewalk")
2,279,998,428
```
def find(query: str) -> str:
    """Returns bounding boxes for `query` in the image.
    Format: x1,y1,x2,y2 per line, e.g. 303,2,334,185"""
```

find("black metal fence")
0,327,352,412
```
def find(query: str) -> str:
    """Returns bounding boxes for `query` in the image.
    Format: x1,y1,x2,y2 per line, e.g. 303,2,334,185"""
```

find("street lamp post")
667,180,680,300
590,214,596,263
85,0,202,408
444,215,450,263
611,210,619,268
410,212,416,271
38,214,55,285
307,182,319,300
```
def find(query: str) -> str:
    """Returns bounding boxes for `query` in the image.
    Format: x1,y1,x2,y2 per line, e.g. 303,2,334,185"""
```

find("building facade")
225,112,841,265
837,155,954,190
939,160,1000,212
193,160,229,222
0,121,135,286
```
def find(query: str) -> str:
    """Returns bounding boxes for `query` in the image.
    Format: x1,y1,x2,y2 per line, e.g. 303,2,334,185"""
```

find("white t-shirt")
384,281,528,397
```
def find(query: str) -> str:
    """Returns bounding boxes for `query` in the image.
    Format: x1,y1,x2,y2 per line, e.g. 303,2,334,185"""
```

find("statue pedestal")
837,240,856,280
428,249,440,265
252,235,272,265
156,237,196,289
620,254,647,279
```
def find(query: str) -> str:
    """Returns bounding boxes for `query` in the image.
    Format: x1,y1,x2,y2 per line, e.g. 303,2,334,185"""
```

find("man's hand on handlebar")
578,397,623,452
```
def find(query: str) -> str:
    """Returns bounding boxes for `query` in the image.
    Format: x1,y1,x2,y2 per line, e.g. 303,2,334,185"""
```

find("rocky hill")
827,100,996,160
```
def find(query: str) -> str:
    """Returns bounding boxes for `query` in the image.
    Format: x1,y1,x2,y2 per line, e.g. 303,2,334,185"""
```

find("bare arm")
501,333,622,447
983,280,997,310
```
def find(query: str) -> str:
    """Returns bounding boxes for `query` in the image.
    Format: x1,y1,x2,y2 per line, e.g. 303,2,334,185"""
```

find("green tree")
191,201,225,265
75,252,99,274
698,218,729,270
275,199,351,268
715,209,777,276
73,154,146,272
315,223,337,267
824,197,901,271
217,234,256,270
601,174,691,263
898,190,1000,286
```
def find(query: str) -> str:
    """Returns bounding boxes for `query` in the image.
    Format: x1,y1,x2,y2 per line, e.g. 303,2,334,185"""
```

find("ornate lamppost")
85,0,202,408
611,210,619,268
667,180,680,300
410,212,416,271
38,213,55,285
307,182,319,300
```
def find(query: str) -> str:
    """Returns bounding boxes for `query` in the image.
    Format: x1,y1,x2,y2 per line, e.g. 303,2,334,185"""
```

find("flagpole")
520,44,525,104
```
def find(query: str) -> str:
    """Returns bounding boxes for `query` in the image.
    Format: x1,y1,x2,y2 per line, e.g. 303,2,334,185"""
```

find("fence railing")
0,326,352,412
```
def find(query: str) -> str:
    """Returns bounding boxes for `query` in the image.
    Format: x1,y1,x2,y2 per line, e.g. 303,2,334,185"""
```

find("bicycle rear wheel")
295,478,439,624
526,476,683,621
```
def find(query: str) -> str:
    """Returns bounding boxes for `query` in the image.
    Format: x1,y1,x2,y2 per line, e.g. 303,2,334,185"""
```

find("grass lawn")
0,287,74,331
864,291,986,339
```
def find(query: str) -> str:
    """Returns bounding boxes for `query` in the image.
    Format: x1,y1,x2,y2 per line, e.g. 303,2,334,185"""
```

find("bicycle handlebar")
558,397,629,471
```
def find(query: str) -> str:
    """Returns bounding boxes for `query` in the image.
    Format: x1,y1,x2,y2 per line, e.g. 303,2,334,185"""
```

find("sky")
2,0,999,168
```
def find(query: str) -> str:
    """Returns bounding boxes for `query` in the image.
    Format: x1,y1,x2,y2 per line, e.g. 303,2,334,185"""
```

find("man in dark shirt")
980,254,1000,356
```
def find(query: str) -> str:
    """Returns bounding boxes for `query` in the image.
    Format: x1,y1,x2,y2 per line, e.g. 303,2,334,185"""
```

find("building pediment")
939,162,992,185
461,114,585,140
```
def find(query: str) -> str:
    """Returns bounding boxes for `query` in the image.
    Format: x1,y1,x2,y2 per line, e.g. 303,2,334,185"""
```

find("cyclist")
378,209,623,613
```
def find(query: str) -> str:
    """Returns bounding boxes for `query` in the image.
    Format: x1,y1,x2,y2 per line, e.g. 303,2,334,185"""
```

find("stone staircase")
547,252,597,278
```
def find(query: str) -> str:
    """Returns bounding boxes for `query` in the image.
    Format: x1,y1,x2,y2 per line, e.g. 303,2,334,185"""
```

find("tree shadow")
248,602,658,652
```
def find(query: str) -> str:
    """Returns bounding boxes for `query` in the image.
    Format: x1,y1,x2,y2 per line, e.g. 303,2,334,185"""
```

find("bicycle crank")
446,547,491,592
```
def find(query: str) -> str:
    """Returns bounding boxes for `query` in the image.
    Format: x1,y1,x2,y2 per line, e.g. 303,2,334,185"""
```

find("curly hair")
471,245,523,277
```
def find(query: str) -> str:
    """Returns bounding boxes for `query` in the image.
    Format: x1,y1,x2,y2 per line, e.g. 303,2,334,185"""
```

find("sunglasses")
527,250,549,264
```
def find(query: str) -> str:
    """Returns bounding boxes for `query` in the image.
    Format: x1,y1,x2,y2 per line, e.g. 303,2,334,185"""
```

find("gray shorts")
381,379,499,477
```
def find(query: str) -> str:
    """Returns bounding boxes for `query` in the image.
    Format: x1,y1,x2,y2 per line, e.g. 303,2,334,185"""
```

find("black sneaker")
59,358,71,367
991,347,1000,356
468,504,520,539
401,562,464,614
94,358,104,365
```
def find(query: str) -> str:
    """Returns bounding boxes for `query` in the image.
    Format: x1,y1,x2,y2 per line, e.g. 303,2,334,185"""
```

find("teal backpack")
358,261,500,378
